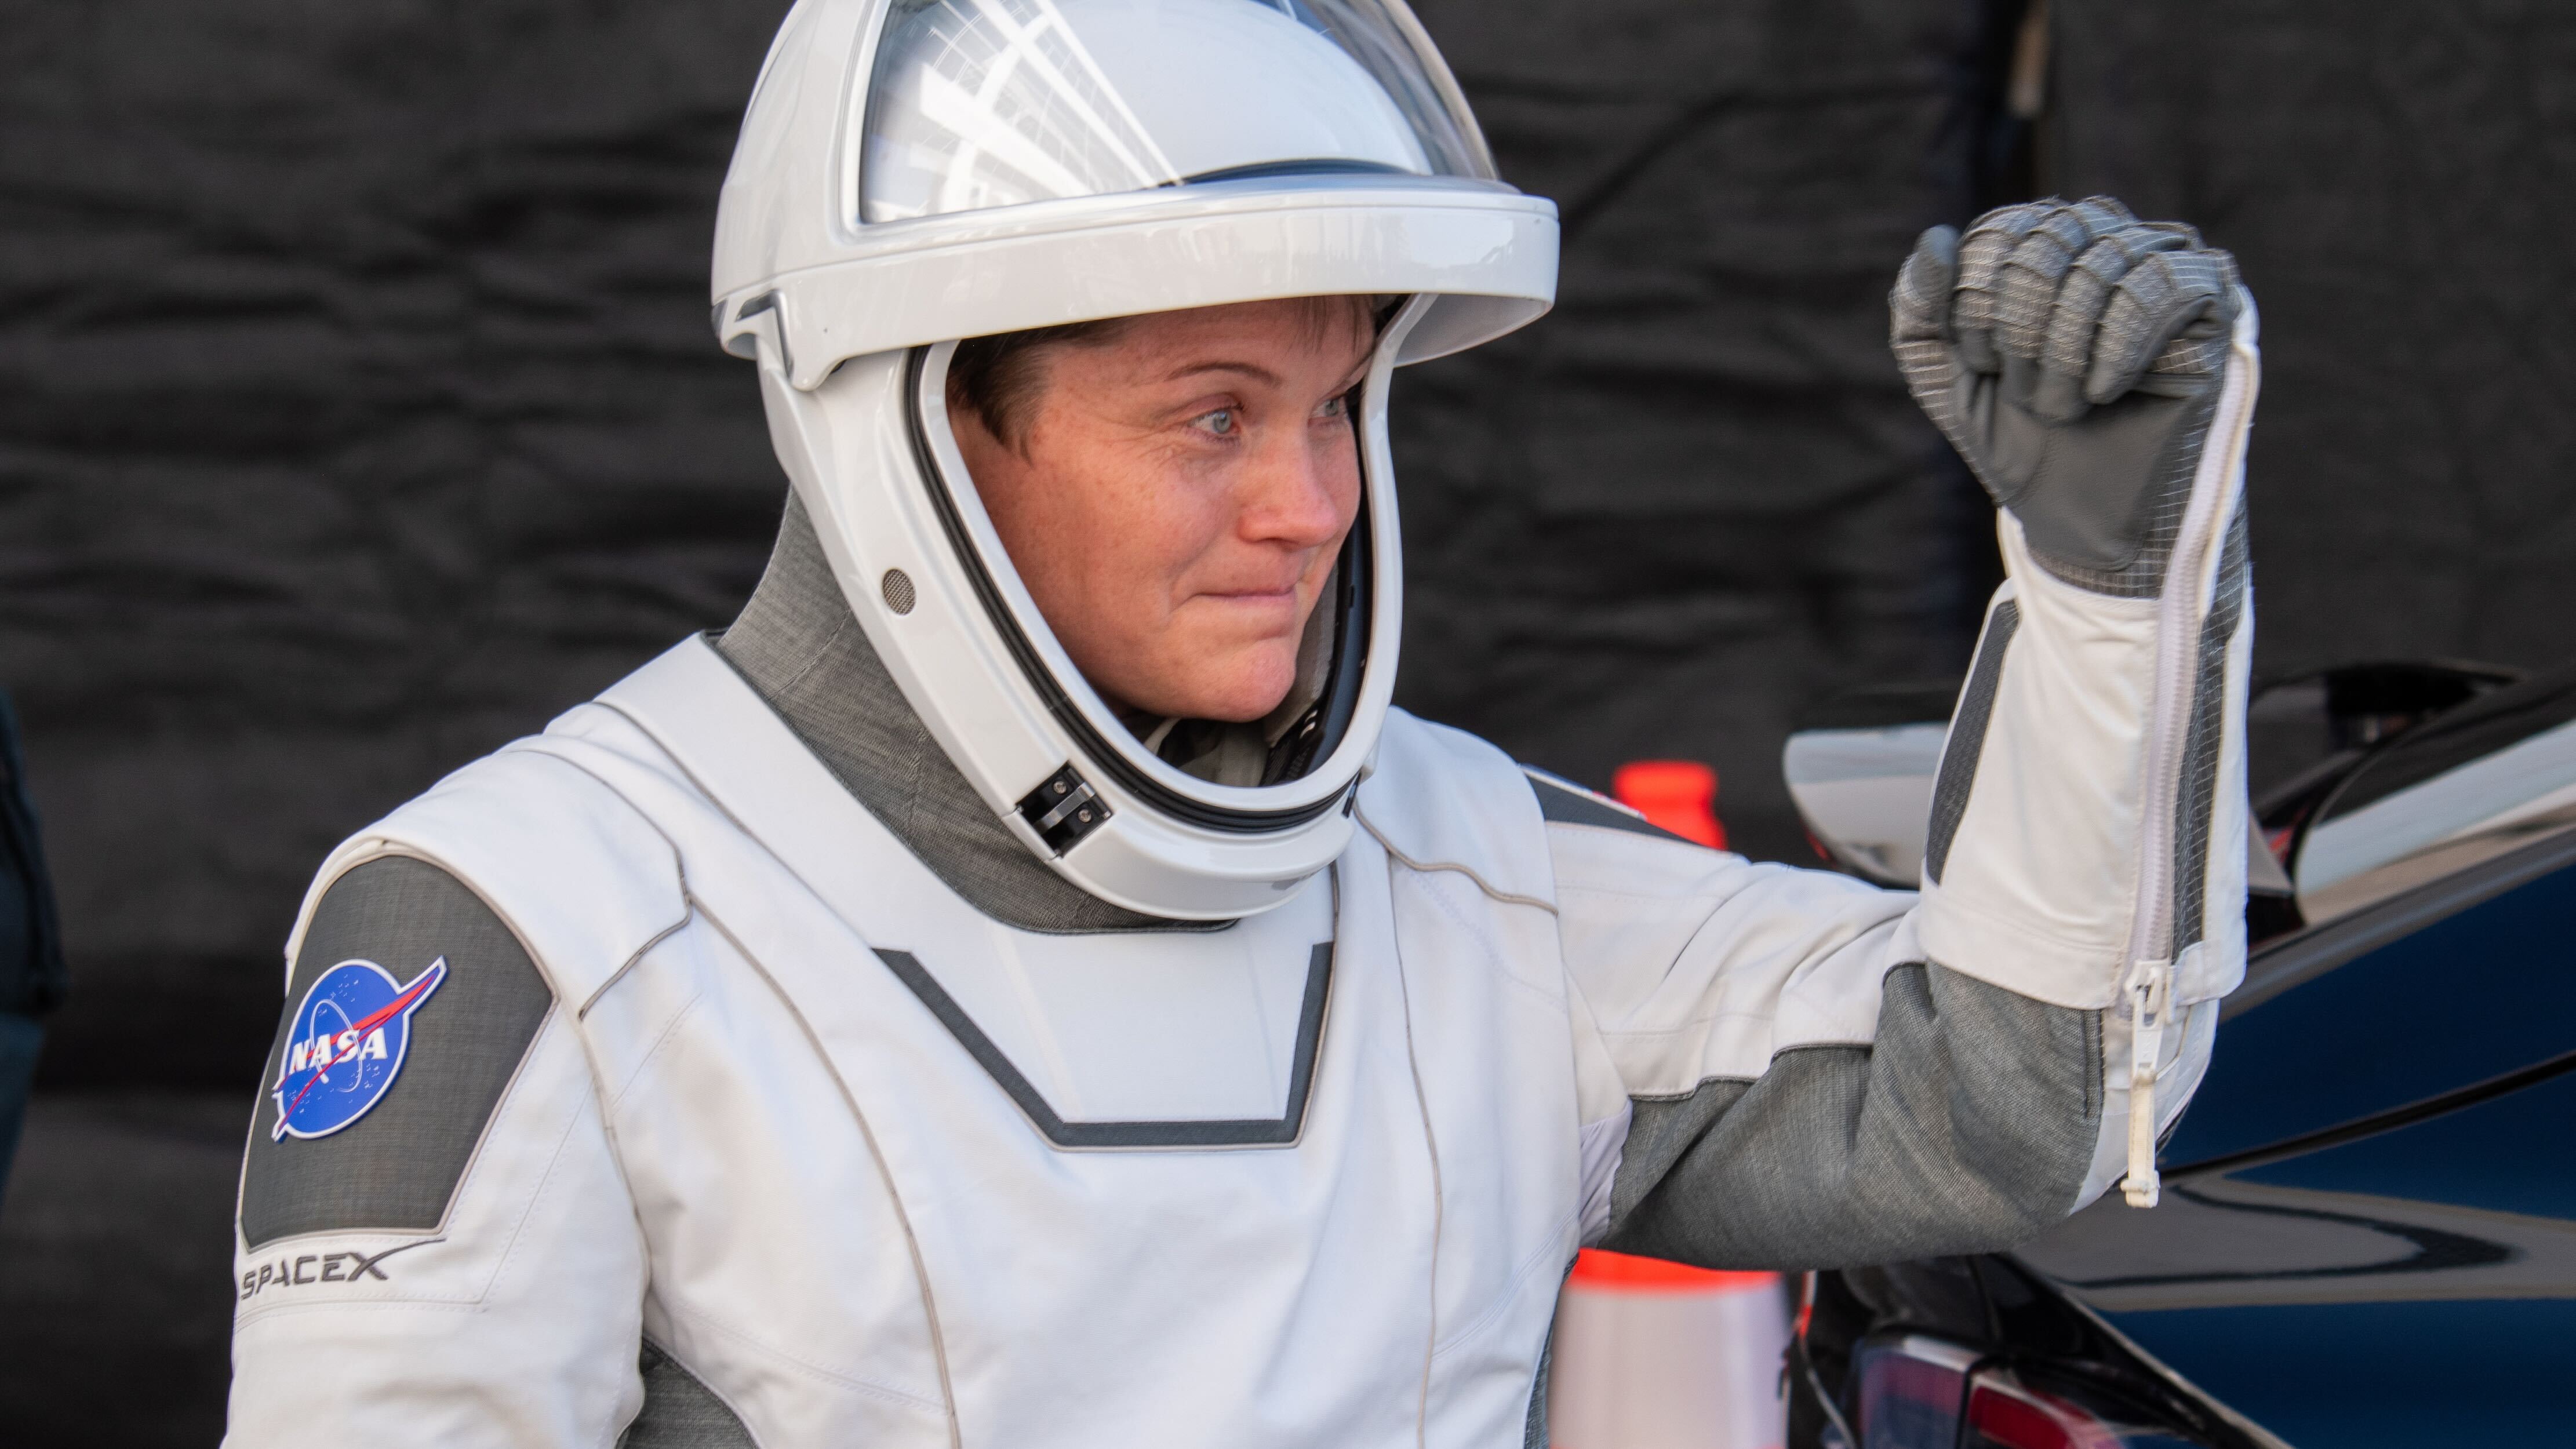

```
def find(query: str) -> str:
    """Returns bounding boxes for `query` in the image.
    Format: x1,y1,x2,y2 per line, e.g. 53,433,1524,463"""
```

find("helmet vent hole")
881,568,917,616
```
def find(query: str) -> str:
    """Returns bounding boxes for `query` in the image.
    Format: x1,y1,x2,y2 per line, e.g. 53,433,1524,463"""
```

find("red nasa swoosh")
271,958,448,1140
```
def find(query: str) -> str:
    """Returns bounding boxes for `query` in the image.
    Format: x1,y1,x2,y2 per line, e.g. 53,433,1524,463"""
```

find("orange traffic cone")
1611,762,1726,850
1548,1249,1787,1449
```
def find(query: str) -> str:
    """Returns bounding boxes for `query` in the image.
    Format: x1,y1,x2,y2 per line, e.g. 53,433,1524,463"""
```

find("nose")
1238,421,1357,553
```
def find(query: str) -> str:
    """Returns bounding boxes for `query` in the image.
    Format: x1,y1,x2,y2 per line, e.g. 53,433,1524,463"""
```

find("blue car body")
1788,664,2576,1447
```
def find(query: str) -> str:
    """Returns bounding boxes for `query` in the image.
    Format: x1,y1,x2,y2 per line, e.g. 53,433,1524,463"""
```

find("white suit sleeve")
1545,501,2248,1267
226,856,650,1447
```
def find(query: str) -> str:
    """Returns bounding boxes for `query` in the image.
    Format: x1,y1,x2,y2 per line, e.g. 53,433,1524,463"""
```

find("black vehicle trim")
2164,1044,2576,1182
2049,1182,2516,1293
2228,821,2576,1018
2317,662,2576,821
1986,1259,2301,1449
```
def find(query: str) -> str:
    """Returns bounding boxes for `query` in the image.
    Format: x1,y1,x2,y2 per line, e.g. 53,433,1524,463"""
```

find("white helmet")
712,0,1558,919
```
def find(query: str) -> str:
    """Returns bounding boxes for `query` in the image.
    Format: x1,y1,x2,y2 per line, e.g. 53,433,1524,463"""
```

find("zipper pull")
2122,958,2171,1208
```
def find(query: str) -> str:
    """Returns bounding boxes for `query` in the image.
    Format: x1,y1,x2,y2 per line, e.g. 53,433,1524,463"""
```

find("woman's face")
949,298,1374,724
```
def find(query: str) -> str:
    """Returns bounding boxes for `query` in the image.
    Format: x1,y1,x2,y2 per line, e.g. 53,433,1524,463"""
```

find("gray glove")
1891,196,2244,595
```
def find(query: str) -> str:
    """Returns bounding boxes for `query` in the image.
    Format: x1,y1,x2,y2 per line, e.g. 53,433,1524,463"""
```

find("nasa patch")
270,957,448,1142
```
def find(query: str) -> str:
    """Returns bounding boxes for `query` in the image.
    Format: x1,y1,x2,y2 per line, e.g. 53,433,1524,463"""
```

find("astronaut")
226,1,2260,1444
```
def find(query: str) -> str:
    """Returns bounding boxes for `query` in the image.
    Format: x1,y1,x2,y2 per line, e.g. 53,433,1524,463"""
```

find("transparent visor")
858,0,1494,225
912,334,1382,809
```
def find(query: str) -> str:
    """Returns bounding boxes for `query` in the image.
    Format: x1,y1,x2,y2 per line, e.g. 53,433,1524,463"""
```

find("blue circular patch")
270,957,447,1141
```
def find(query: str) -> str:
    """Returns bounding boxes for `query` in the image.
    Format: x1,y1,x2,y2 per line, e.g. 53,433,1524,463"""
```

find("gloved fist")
1891,196,2246,594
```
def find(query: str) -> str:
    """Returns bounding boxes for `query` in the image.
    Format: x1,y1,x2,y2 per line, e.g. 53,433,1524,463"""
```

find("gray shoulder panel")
1602,963,2100,1270
239,855,555,1249
621,1341,756,1448
1524,769,1695,846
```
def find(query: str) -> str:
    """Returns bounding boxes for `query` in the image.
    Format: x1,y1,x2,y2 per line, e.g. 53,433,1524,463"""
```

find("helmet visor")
858,0,1495,224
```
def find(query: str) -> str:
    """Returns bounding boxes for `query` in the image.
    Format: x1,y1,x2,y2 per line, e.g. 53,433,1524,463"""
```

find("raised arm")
1557,196,2257,1268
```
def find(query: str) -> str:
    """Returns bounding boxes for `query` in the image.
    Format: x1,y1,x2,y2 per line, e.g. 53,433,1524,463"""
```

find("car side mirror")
1781,684,1957,889
1784,723,1945,888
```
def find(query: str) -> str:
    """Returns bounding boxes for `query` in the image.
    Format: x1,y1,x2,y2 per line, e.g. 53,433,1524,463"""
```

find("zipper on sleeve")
2115,299,2260,1210
2121,957,2171,1207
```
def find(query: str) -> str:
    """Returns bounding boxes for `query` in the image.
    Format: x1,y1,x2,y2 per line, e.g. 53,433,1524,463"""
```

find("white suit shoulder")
290,706,694,1013
228,713,679,1447
1352,707,1558,912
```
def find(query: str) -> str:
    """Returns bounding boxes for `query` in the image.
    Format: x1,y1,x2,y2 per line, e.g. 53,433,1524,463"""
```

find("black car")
1782,662,2576,1447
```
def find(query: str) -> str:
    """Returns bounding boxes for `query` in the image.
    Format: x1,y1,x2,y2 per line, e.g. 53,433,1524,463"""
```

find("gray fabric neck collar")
714,494,1210,934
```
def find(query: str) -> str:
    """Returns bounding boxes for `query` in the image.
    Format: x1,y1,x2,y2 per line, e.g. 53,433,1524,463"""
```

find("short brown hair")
945,317,1133,453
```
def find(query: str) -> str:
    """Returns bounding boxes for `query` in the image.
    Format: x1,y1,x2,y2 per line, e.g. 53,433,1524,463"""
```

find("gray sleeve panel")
1599,963,2101,1271
239,855,556,1249
1923,599,2020,886
620,1341,756,1448
1523,1258,1580,1449
2171,504,2250,956
1524,770,1695,846
1523,1320,1553,1448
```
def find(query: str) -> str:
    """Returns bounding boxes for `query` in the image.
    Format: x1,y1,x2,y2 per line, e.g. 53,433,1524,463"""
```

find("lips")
1188,564,1314,608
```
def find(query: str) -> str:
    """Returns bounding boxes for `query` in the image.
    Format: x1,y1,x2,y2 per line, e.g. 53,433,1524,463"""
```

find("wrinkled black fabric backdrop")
3,1,2573,1444
2,0,2033,1092
2048,4,2576,675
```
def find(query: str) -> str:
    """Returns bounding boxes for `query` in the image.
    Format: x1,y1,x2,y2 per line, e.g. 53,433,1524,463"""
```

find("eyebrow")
1160,359,1286,388
1158,355,1375,395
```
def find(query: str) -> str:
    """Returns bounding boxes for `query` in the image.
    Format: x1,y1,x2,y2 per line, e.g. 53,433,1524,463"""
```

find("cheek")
1301,444,1365,577
1027,439,1227,609
1109,460,1236,586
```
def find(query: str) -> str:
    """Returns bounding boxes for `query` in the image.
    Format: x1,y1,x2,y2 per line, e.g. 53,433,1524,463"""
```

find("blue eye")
1198,408,1236,436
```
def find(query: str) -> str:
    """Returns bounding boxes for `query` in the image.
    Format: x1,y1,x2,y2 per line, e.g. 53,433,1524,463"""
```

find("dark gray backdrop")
3,0,2027,1092
3,1,2571,1444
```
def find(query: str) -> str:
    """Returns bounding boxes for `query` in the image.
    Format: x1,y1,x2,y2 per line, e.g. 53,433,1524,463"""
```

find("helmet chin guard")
714,0,1557,917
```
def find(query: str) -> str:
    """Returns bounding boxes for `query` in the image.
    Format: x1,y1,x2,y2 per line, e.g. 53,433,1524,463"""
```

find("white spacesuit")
226,2,2260,1445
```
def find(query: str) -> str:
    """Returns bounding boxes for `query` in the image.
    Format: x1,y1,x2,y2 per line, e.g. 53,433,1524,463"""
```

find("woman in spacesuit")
227,2,2257,1444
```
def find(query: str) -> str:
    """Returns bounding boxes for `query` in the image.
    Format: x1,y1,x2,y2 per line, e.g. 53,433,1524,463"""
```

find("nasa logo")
270,957,449,1142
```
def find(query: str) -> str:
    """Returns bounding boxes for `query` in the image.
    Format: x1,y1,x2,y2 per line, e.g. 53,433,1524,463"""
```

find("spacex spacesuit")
227,1,2260,1445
